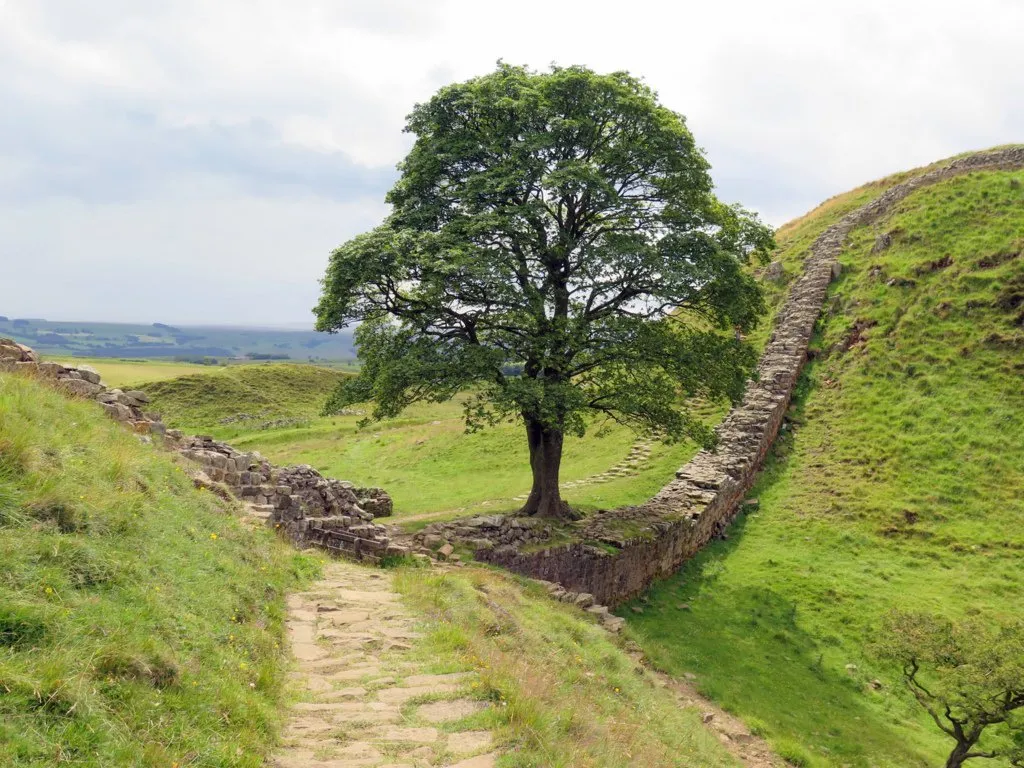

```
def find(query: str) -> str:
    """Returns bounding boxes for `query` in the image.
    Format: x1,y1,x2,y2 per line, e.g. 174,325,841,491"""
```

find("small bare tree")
876,611,1024,768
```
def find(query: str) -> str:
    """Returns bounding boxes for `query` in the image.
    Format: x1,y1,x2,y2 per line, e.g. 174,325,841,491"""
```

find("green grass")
0,371,321,767
394,564,739,767
50,357,228,389
137,363,351,431
624,166,1024,766
133,358,725,525
225,397,725,525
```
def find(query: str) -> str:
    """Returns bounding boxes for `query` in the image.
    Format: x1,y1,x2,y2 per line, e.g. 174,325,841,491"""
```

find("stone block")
73,365,102,384
60,378,104,398
0,341,24,361
37,361,66,378
122,390,150,404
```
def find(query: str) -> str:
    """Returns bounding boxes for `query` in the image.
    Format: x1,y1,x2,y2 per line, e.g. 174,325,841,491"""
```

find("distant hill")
138,363,351,432
0,318,356,361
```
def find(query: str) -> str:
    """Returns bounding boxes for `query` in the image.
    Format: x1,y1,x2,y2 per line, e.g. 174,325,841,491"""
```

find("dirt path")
658,674,786,768
272,560,500,768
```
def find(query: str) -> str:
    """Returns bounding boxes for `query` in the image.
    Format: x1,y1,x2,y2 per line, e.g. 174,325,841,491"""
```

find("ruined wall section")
0,342,397,563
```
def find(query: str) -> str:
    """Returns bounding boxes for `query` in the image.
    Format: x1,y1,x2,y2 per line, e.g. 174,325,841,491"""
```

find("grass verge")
393,564,739,767
0,371,321,767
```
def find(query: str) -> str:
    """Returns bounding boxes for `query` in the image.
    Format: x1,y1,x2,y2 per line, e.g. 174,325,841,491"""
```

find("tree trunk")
944,738,983,768
520,416,575,519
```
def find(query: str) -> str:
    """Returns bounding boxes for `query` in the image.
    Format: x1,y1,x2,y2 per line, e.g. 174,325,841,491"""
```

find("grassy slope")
624,165,1024,766
0,372,320,767
394,564,738,767
138,364,350,431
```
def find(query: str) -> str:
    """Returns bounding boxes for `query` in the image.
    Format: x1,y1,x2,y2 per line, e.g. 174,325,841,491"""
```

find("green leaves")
316,62,774,441
876,610,1024,763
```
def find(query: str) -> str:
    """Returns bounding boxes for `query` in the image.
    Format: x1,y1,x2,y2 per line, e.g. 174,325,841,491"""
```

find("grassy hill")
0,371,320,767
137,363,351,432
624,157,1024,766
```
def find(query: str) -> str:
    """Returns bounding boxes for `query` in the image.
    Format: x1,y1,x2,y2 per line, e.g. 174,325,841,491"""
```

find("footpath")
272,560,500,768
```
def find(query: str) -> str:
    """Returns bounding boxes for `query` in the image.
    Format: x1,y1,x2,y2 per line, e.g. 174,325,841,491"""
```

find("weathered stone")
36,361,66,378
101,402,133,422
59,378,105,398
763,261,786,283
69,365,102,384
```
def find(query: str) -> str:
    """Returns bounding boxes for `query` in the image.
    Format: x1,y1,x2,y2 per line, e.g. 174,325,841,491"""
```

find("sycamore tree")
876,611,1024,768
315,64,773,519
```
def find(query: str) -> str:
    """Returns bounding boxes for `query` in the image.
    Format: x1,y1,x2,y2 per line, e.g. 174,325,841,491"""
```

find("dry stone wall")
418,147,1024,606
0,340,397,563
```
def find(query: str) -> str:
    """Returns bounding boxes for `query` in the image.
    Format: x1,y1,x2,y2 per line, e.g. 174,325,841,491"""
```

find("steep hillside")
0,372,319,767
138,363,350,433
626,157,1024,766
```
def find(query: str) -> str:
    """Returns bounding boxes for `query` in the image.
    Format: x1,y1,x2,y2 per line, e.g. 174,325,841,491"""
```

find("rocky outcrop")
423,147,1024,606
1,344,170,437
1,340,397,563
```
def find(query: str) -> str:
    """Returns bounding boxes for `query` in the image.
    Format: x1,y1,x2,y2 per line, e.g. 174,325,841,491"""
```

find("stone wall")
0,340,397,563
420,146,1024,606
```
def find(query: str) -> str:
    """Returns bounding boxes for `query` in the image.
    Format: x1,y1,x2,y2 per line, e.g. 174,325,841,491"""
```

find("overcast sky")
2,0,1022,325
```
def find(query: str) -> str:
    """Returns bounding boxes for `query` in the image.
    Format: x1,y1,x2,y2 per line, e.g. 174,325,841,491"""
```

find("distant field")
0,317,356,361
51,357,225,389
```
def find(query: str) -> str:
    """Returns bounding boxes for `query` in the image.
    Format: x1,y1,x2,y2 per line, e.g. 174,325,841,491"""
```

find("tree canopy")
315,63,773,518
876,611,1024,768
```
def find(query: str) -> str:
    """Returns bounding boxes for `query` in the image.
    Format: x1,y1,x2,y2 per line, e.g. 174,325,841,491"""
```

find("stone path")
272,560,500,768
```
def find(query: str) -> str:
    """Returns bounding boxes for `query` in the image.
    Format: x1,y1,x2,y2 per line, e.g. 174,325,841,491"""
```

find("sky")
1,0,1022,326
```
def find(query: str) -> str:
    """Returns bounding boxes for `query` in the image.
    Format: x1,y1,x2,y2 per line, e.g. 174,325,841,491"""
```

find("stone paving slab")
272,560,499,768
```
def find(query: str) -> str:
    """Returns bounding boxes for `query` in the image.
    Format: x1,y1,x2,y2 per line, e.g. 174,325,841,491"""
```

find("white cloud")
0,0,1022,323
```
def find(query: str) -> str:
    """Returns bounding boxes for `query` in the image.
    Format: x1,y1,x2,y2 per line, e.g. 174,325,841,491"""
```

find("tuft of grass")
625,164,1024,766
394,565,740,767
0,371,322,767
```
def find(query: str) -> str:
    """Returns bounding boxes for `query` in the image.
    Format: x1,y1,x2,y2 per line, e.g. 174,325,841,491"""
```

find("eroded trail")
273,561,499,768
